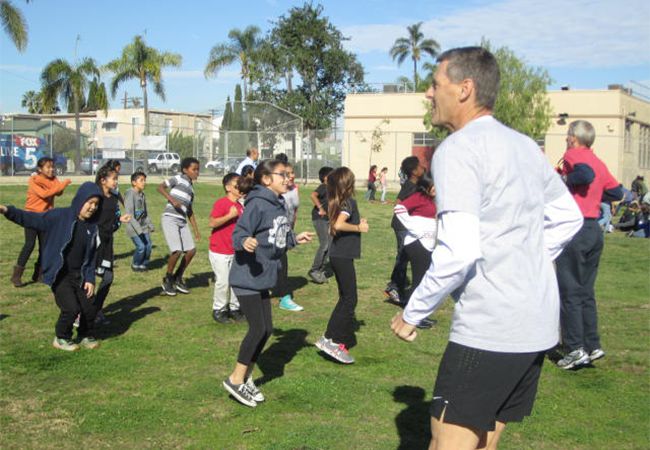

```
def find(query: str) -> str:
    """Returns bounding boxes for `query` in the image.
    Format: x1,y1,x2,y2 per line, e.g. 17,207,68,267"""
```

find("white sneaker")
245,377,265,402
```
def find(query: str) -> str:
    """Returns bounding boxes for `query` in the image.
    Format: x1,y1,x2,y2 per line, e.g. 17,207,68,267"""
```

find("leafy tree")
1,0,28,52
20,89,54,113
249,3,365,132
168,130,204,159
84,76,108,114
222,96,232,130
105,35,182,135
390,22,439,88
204,25,261,100
40,57,101,173
230,84,248,153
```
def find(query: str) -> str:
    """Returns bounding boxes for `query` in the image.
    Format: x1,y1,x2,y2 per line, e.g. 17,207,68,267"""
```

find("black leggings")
325,257,358,348
237,290,273,365
93,269,114,311
52,271,98,340
404,240,432,300
17,227,45,268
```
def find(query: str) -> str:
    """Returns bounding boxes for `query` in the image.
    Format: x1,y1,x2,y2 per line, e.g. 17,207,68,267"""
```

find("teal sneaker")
52,337,79,352
279,295,303,312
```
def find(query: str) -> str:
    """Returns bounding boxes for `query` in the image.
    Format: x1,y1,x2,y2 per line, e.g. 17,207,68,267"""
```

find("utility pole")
123,91,128,109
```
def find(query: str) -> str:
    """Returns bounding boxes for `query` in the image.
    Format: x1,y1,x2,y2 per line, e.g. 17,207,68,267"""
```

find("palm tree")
389,22,439,88
105,35,182,135
204,26,261,100
40,57,101,173
1,0,28,52
21,90,41,113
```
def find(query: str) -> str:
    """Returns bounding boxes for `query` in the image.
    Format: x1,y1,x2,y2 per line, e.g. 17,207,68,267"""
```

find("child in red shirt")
209,173,244,323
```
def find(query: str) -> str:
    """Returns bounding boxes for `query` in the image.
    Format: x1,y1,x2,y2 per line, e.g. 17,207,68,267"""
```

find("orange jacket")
24,174,72,212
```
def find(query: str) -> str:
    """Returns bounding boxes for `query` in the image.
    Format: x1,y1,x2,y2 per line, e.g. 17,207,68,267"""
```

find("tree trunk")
413,58,418,91
142,79,149,135
74,97,82,175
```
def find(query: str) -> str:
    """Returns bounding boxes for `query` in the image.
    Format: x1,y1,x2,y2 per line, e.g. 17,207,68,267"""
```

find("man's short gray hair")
568,120,596,148
437,46,500,110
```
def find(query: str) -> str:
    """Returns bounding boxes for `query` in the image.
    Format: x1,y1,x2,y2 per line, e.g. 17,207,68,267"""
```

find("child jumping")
316,167,369,364
124,171,154,271
157,157,201,296
308,166,333,284
209,172,244,323
12,156,72,287
1,182,103,351
223,159,312,407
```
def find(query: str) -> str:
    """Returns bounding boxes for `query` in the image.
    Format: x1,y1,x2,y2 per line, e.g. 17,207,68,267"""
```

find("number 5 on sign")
24,147,37,169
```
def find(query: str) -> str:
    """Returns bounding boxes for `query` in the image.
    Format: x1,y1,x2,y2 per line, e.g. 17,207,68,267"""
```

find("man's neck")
451,106,492,132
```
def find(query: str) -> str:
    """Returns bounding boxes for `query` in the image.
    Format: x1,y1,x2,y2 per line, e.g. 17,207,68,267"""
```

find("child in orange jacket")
12,157,71,287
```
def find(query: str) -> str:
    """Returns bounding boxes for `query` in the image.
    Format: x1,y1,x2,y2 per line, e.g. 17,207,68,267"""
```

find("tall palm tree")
21,90,41,113
389,22,439,88
40,57,101,173
105,35,182,135
1,0,28,52
204,25,261,100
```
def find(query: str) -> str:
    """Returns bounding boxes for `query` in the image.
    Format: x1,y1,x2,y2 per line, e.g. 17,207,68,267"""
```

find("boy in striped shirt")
157,157,201,295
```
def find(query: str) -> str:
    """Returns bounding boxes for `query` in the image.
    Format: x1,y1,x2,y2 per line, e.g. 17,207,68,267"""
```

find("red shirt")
561,146,619,218
400,191,437,218
209,197,243,254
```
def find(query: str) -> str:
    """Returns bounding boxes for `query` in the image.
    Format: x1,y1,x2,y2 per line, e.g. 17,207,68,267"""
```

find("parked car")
100,157,146,175
80,152,102,175
147,152,180,174
0,134,67,175
204,157,244,174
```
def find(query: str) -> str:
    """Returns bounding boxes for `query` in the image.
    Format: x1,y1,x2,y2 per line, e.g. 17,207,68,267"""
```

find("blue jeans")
131,233,152,267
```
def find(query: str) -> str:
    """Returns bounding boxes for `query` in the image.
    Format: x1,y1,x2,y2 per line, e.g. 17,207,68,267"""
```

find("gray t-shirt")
434,115,567,352
283,186,300,227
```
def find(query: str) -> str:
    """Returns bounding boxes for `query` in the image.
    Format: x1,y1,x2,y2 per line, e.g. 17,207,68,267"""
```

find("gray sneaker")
79,337,100,350
223,378,257,407
589,348,605,362
557,348,590,369
245,377,265,402
52,337,79,352
308,270,327,284
315,336,355,364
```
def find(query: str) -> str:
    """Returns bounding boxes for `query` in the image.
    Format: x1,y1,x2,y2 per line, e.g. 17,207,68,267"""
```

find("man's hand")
296,231,314,244
84,282,95,299
391,312,418,342
243,237,258,252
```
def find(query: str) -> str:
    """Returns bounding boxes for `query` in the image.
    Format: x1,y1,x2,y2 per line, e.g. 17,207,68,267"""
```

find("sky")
1,0,649,115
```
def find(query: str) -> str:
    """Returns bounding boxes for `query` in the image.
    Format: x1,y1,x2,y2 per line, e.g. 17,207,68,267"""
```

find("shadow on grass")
393,385,431,450
256,328,310,386
0,314,8,321
185,272,212,289
96,285,162,340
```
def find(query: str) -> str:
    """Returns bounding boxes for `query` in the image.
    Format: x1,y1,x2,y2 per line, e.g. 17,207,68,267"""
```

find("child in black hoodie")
0,182,103,351
223,159,313,407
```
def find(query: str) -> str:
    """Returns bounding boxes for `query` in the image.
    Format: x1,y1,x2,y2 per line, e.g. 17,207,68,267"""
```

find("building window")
639,124,650,169
102,122,118,132
412,132,436,146
624,120,633,153
132,117,140,125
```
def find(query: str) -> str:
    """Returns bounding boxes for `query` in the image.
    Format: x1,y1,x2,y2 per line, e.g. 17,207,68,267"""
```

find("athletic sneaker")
245,377,265,402
52,337,79,352
223,377,257,407
315,336,355,364
161,276,177,296
279,295,304,312
174,277,190,294
229,309,245,322
384,287,401,304
557,348,590,369
212,309,230,324
589,348,605,362
308,270,327,284
79,337,100,350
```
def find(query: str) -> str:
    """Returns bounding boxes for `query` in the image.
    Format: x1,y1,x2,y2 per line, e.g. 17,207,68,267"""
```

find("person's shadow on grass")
96,286,161,340
394,385,432,450
255,328,310,386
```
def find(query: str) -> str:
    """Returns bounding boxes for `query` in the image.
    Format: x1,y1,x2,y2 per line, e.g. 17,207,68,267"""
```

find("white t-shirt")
413,115,570,352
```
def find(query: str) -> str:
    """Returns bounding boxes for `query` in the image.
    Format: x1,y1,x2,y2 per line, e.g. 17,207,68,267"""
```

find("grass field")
0,180,648,449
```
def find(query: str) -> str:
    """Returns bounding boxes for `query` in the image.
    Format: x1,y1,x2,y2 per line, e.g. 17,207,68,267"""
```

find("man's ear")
459,78,474,103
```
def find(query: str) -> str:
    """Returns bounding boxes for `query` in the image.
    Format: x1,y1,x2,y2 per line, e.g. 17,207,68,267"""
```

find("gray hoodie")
229,185,296,294
124,188,154,238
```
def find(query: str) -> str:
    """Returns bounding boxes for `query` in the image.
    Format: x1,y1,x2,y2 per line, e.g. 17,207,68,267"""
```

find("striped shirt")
163,174,194,220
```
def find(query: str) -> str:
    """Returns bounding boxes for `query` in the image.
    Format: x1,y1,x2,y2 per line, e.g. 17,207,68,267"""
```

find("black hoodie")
229,185,296,294
4,182,102,286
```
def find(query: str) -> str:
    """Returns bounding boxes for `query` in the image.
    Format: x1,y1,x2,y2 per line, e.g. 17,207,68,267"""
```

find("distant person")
316,167,369,364
12,157,71,287
308,166,334,284
1,182,103,351
240,165,255,179
103,159,125,205
631,175,647,200
379,167,389,203
223,159,312,407
235,148,259,175
365,165,377,201
208,173,244,323
556,120,623,370
390,47,582,449
124,171,154,272
157,157,201,296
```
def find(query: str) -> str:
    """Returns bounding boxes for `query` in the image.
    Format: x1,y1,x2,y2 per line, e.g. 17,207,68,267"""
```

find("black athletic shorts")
430,341,546,432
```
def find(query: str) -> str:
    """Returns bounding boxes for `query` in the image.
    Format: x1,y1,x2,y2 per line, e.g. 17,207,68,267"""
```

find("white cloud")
342,0,650,68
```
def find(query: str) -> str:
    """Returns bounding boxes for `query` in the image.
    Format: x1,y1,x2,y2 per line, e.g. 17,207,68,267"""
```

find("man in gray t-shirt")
391,47,582,449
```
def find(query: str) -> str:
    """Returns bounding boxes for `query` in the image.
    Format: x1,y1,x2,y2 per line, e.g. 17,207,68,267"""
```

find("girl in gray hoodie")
224,159,312,407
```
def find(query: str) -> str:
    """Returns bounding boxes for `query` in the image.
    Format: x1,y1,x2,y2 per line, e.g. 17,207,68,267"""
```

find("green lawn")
0,181,648,449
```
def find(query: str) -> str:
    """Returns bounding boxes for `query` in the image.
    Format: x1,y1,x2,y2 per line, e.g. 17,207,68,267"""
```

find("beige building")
343,87,650,187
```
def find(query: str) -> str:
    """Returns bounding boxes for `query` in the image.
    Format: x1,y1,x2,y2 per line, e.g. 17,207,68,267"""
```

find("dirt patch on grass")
1,397,75,446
